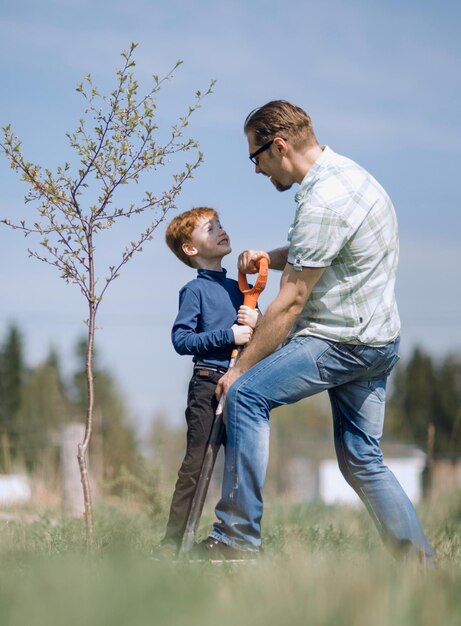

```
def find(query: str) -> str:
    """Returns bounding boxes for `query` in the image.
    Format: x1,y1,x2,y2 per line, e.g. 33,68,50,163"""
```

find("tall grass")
1,493,460,626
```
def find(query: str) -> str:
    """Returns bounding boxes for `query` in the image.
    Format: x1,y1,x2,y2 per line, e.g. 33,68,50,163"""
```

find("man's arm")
216,262,325,398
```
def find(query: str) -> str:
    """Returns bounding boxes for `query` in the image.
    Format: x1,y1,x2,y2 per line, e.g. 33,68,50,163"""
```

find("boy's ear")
182,242,198,258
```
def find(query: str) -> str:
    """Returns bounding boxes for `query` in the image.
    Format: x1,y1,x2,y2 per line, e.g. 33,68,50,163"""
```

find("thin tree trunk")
77,243,96,547
61,422,86,517
1,432,12,473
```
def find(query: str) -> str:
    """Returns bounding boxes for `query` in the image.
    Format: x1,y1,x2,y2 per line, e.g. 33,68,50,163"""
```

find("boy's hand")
231,324,253,345
237,305,259,329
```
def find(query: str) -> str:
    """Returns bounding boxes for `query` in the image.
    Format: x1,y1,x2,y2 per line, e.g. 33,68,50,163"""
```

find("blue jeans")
210,336,434,560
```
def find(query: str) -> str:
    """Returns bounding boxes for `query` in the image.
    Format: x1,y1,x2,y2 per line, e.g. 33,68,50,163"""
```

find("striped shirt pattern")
287,146,400,345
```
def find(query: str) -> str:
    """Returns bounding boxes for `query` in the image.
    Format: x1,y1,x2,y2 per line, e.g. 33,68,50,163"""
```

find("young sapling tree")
0,42,214,545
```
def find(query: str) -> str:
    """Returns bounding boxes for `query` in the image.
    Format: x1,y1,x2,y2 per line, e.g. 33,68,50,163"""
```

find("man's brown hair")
244,100,318,150
165,206,218,267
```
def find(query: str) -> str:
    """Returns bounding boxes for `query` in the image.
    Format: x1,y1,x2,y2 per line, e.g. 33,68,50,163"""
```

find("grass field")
1,493,461,626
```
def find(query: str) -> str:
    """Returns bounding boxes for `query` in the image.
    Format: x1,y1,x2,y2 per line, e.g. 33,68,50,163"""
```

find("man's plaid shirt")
287,146,400,346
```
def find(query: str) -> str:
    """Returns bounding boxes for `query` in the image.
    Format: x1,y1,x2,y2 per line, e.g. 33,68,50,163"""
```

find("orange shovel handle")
238,257,269,309
228,258,269,363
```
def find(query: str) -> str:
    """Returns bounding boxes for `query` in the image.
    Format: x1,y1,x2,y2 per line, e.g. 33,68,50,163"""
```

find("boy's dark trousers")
162,365,227,548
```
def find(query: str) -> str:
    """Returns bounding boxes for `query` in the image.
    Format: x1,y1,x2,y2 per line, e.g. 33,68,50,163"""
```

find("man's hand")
238,249,270,274
216,367,243,401
231,324,253,345
238,247,289,272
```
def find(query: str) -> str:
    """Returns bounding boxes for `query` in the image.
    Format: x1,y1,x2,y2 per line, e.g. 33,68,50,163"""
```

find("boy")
159,207,259,557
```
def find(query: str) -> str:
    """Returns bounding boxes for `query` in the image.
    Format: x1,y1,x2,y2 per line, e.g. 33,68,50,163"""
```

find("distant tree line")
1,325,459,503
387,347,461,458
0,324,140,493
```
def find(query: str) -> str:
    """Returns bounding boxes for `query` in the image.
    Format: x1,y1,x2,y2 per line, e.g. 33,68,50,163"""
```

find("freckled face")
189,216,232,260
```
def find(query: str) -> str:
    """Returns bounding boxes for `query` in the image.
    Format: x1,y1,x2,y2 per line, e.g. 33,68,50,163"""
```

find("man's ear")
273,136,288,157
182,242,198,258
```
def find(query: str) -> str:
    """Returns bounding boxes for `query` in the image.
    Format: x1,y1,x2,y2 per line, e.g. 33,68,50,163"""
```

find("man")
196,100,434,563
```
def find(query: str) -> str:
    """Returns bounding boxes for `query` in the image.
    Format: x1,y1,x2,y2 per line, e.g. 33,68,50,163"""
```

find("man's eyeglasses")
249,139,274,165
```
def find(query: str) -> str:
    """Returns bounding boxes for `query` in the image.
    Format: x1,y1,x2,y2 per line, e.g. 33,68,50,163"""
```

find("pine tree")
434,356,461,455
388,347,461,456
15,355,71,473
0,325,25,468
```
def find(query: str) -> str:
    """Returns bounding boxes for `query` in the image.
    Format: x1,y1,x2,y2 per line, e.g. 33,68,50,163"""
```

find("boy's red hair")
165,207,218,267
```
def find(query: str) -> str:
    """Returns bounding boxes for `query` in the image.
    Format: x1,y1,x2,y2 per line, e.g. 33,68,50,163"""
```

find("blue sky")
1,0,460,435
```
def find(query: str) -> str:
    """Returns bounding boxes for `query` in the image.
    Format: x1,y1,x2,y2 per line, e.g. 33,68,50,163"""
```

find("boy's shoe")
189,536,258,562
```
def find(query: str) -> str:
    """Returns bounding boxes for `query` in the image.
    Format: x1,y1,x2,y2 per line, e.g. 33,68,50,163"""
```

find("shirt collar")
295,145,332,204
197,268,227,282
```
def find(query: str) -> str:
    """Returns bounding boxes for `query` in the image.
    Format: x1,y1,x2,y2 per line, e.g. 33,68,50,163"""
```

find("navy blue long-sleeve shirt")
171,268,244,369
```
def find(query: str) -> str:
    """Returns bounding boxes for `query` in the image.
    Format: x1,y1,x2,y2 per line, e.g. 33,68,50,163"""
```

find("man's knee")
227,377,267,419
337,451,385,486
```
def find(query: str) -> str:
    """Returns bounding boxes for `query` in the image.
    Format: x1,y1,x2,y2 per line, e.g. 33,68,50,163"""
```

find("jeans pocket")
317,343,368,384
382,351,400,376
317,342,398,384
